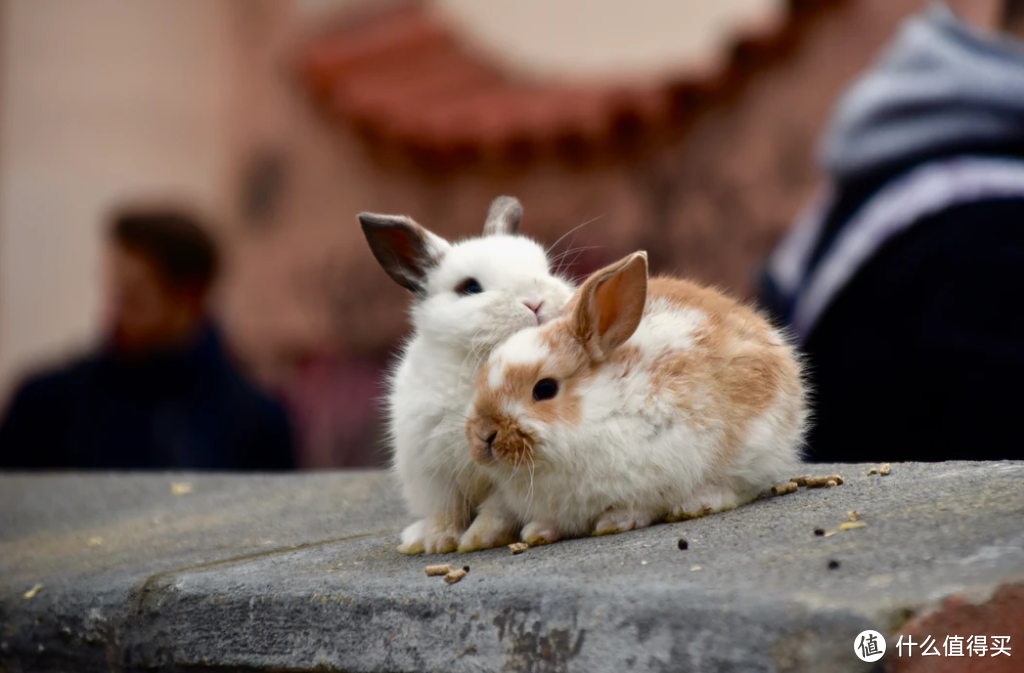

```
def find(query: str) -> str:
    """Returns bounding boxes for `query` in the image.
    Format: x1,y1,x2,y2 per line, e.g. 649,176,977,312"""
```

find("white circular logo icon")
854,630,886,662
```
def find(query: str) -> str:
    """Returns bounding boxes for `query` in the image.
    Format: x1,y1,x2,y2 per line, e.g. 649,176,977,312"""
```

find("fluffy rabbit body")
462,251,806,549
360,197,574,554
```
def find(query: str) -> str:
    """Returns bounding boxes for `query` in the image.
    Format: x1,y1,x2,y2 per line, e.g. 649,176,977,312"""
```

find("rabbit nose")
479,431,497,461
523,300,543,316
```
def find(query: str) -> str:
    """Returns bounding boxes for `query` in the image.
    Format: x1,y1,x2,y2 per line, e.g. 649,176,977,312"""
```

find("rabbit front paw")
521,520,563,546
397,519,427,555
666,485,743,522
592,507,657,536
458,513,518,553
399,516,465,554
424,521,462,554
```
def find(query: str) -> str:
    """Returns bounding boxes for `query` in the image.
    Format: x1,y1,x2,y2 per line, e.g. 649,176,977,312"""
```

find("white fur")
475,293,806,542
629,300,705,355
486,330,549,389
389,233,574,553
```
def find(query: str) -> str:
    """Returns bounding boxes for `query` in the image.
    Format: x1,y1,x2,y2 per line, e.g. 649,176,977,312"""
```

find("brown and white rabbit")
460,251,807,550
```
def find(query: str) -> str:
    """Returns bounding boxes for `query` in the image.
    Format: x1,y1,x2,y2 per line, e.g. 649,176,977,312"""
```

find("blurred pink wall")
5,0,989,467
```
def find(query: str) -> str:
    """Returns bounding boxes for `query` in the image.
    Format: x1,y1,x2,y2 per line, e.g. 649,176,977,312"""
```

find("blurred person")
0,209,295,470
760,1,1024,462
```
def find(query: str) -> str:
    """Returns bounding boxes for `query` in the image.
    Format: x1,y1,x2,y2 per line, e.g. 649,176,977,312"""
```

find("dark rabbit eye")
532,378,559,401
456,278,484,296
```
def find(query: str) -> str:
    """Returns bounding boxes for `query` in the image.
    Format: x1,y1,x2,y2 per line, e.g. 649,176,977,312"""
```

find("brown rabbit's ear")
571,251,648,361
482,196,522,236
359,213,451,294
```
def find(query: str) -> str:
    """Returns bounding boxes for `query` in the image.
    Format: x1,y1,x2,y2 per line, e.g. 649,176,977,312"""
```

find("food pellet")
806,476,837,488
847,510,860,521
424,564,453,577
508,542,529,554
879,463,892,476
831,475,845,485
790,475,812,486
22,584,42,600
677,539,689,550
867,468,879,475
771,481,799,496
444,568,468,585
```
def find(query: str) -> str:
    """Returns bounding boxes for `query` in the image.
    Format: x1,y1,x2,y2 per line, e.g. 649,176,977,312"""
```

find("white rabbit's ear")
359,213,451,294
482,196,522,236
571,251,648,361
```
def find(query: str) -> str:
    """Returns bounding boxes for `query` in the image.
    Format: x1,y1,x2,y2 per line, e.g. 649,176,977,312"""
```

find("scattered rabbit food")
774,473,844,493
444,567,469,585
170,482,194,495
771,482,799,496
508,542,529,554
424,564,452,577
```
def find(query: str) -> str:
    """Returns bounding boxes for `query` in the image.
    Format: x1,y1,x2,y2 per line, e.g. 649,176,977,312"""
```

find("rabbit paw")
424,523,462,554
400,516,464,554
397,520,427,555
458,513,518,553
666,485,742,522
521,520,562,546
592,508,656,536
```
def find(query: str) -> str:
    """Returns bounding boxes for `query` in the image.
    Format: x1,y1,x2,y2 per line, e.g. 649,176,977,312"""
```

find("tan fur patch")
640,276,800,473
470,340,590,467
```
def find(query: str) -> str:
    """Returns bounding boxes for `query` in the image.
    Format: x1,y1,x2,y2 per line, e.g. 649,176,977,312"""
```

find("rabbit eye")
532,378,559,401
456,278,484,296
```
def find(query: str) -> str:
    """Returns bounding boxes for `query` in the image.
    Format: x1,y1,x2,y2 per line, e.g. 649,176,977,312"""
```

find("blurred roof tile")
297,0,848,168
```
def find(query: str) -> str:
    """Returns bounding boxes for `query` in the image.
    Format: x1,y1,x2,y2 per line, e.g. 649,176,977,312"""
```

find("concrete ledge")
1,463,1023,672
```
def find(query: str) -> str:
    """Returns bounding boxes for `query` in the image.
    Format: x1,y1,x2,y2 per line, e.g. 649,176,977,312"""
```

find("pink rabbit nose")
524,300,544,316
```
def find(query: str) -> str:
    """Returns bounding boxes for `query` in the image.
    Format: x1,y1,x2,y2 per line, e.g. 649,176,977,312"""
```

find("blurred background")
0,0,1005,468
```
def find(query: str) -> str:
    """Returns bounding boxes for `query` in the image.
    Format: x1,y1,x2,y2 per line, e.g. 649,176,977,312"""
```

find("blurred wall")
0,0,243,402
0,0,1000,466
437,0,778,81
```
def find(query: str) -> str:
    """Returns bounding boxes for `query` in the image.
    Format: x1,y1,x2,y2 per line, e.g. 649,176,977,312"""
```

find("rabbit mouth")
516,311,541,329
489,430,535,468
467,416,536,468
470,431,498,465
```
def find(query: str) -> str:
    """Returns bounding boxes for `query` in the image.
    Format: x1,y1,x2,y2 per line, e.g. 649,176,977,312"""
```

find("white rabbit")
461,251,807,550
359,197,575,554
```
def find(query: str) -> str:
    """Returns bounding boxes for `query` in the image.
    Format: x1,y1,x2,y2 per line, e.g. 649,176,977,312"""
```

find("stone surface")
1,462,1023,672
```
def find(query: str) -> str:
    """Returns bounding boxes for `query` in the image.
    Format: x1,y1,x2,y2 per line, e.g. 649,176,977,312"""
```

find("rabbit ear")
571,251,648,361
359,213,451,294
482,196,522,236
